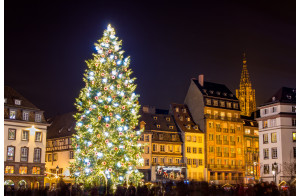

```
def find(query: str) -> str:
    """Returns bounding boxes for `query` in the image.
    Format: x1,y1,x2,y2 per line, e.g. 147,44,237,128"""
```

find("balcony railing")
46,144,72,152
223,128,229,133
224,153,229,157
216,128,222,132
230,141,236,145
230,153,236,158
216,140,222,145
204,114,242,122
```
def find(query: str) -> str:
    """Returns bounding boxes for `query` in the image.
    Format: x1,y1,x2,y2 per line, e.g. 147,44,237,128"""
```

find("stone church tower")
236,53,256,116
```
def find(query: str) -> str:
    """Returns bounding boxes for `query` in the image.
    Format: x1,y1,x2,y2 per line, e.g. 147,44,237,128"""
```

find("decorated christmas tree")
70,24,144,190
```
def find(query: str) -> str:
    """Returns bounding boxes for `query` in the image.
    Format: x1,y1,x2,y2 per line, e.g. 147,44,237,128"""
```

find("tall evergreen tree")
70,24,144,190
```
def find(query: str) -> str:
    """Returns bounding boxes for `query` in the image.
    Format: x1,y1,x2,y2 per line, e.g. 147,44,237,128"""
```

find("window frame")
20,147,29,162
32,166,41,175
23,111,29,121
19,166,28,174
271,147,278,159
7,146,15,161
35,113,42,122
22,130,29,141
70,151,74,159
9,109,16,119
271,132,277,143
34,148,42,163
35,132,42,142
5,166,14,174
8,128,16,140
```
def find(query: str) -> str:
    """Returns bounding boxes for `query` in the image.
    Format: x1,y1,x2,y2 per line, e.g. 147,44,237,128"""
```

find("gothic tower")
236,53,256,116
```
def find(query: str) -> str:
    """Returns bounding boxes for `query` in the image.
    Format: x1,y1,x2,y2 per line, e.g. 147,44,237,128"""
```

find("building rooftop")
47,112,76,139
170,103,203,133
192,79,239,101
261,87,296,106
4,86,39,110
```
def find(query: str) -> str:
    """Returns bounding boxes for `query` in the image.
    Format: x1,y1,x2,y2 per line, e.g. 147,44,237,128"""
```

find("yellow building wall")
184,133,205,181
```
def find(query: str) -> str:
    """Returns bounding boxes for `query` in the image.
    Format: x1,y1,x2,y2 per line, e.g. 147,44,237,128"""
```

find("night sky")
5,1,295,118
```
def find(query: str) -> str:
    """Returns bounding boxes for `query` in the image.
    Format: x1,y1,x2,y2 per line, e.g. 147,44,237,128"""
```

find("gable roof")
4,86,39,110
47,112,77,139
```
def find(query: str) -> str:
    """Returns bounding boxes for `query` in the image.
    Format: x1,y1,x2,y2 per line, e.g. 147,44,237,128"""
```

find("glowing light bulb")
86,93,90,97
110,86,114,90
118,127,123,131
107,143,112,147
117,163,121,167
115,45,119,51
100,58,105,63
102,78,107,83
107,97,112,102
77,122,83,127
119,176,124,181
112,70,117,75
97,152,103,158
110,55,114,59
105,117,110,122
116,115,121,119
118,74,122,78
84,159,89,163
104,132,109,137
88,128,93,133
117,60,122,65
124,126,128,131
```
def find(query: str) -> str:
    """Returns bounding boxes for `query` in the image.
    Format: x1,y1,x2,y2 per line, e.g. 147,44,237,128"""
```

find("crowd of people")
4,180,296,196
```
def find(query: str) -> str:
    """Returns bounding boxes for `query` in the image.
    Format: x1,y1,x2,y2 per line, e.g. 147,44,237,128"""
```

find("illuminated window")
192,159,196,165
182,108,187,113
194,125,199,130
22,130,29,141
7,146,15,161
160,145,165,152
5,166,14,174
145,159,149,166
152,157,157,163
9,110,16,119
166,117,170,121
271,133,277,143
23,111,29,121
187,159,191,165
255,141,259,148
292,106,296,113
199,159,203,165
198,136,203,143
176,158,180,164
20,147,28,162
220,101,225,107
186,125,191,129
32,167,41,174
293,132,296,142
169,126,173,129
153,116,157,120
226,102,232,108
186,135,191,141
206,99,211,105
213,100,218,106
160,158,164,163
186,117,190,121
254,130,259,136
209,146,214,152
245,129,250,134
35,113,42,122
8,129,16,140
19,166,27,174
47,154,52,162
233,103,239,109
35,132,42,142
192,136,196,142
206,110,211,115
263,121,268,128
237,148,242,155
159,134,163,140
246,140,251,147
156,124,161,128
272,107,277,113
209,134,214,141
175,107,179,112
171,135,176,141
263,134,268,144
264,108,269,115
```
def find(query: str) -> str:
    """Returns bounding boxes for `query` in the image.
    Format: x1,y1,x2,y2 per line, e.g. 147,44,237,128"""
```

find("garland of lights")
70,24,144,191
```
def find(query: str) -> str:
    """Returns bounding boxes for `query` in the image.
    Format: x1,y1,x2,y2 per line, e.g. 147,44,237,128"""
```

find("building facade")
236,53,256,117
184,75,245,184
241,116,260,183
44,112,76,187
138,106,186,182
4,86,49,189
256,87,296,185
170,103,206,181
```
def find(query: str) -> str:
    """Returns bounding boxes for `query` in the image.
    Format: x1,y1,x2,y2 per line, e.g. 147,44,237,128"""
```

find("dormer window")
194,125,198,130
23,111,29,121
186,125,191,129
186,117,190,122
233,103,239,109
14,99,21,105
153,116,157,120
206,99,211,105
213,100,218,106
35,113,42,122
229,94,233,97
223,93,227,96
203,89,207,93
169,126,174,129
182,108,187,113
220,101,225,107
4,98,7,103
216,91,220,95
166,117,170,122
287,95,292,99
156,124,160,128
179,116,183,121
272,97,276,101
175,107,179,112
209,90,214,94
227,102,232,108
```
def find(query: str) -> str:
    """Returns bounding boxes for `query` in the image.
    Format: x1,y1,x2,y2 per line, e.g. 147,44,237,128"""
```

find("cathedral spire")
236,52,256,116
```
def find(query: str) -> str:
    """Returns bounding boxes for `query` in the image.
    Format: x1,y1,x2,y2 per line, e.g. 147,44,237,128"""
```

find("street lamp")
272,170,275,182
56,165,59,188
273,162,278,184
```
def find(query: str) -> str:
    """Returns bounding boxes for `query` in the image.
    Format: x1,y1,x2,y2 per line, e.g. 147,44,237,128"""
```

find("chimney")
198,74,204,86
